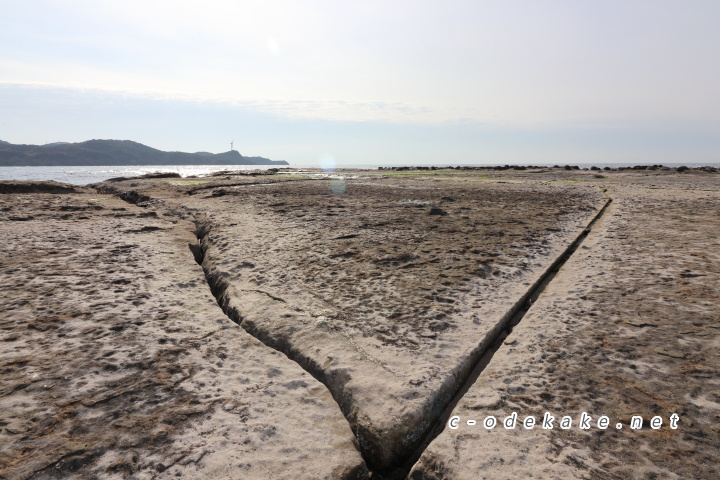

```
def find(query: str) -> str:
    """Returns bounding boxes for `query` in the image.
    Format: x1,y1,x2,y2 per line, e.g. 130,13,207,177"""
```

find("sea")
0,165,285,185
1,162,719,186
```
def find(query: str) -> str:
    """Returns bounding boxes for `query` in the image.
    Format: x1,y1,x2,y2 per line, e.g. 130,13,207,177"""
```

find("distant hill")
0,139,289,166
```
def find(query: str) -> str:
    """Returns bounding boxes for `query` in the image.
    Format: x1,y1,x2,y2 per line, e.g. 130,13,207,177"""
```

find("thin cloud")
0,81,483,125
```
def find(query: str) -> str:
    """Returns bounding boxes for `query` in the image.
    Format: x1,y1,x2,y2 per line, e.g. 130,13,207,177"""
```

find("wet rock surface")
0,180,84,195
0,191,367,479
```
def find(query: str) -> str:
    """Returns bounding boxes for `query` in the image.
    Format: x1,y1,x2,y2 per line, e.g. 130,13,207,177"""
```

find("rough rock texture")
0,190,367,479
5,167,718,479
0,180,83,195
410,182,720,479
95,174,606,473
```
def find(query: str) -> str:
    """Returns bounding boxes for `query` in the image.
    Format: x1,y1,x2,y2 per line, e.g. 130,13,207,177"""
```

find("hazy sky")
2,1,719,166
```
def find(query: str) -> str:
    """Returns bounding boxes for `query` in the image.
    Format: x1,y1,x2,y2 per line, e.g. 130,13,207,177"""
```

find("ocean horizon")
2,162,720,185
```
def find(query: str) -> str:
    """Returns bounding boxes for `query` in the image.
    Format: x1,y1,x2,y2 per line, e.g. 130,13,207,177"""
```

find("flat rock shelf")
1,166,719,479
0,187,367,479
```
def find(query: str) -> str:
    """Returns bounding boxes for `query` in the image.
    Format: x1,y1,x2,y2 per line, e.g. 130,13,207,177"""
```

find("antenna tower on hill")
230,140,234,151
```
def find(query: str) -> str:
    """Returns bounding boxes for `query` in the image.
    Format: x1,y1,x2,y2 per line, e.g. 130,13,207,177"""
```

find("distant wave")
0,165,282,185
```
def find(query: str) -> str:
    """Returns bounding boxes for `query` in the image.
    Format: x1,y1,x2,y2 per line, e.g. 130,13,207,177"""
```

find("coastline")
2,163,720,187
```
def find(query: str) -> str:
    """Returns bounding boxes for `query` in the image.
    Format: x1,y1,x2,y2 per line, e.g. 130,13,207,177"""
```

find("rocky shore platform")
1,166,718,479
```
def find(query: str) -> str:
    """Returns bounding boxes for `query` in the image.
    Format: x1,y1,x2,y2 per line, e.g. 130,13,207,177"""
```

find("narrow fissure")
99,185,612,479
398,197,613,477
95,187,378,474
188,218,340,392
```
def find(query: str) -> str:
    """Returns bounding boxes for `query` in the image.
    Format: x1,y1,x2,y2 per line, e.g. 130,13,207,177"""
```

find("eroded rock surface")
410,182,720,479
7,167,715,479
95,174,606,472
0,190,367,479
0,180,83,195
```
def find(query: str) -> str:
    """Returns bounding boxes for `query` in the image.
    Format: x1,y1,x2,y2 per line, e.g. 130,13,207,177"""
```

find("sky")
1,0,719,166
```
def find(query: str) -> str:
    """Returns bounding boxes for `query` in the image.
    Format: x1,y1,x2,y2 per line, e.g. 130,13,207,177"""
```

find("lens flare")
320,154,336,172
330,178,346,195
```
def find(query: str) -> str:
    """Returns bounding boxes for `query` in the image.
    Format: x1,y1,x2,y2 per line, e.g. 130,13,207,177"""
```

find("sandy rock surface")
0,190,367,479
410,178,720,479
2,167,718,479
95,172,606,472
